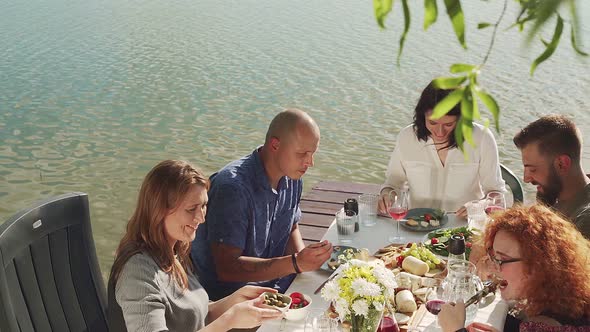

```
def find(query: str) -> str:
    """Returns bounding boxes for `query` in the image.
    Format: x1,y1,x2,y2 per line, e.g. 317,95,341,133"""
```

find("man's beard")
535,167,563,206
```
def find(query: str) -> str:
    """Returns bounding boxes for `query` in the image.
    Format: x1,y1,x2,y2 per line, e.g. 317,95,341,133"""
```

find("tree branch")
482,0,509,65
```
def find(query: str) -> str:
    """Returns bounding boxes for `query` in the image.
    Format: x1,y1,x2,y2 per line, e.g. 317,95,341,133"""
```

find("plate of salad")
423,226,480,259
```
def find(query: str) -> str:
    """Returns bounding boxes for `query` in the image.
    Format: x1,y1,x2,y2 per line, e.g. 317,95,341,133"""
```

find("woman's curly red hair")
484,204,590,321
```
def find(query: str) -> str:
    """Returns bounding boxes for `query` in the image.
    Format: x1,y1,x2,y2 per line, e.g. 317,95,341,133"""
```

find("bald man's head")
264,109,320,145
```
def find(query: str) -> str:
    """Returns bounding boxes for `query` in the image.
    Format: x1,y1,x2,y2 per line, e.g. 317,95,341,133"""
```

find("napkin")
485,299,509,330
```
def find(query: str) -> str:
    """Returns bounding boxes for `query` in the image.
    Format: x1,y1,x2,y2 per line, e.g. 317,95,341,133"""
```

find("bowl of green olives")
261,292,292,312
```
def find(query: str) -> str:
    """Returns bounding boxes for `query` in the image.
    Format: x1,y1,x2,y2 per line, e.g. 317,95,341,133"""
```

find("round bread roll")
402,256,430,276
395,290,417,313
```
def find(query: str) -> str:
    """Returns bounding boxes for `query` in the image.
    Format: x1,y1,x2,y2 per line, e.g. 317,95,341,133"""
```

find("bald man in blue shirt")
192,109,333,300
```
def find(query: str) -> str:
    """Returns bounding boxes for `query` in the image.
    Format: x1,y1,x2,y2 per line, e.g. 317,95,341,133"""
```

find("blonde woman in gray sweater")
108,160,283,332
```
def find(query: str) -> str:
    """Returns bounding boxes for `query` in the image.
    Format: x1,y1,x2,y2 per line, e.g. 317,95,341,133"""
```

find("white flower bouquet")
321,259,397,332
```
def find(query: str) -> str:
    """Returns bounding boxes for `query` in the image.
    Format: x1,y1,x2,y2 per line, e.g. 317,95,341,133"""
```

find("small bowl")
261,292,291,313
284,293,312,321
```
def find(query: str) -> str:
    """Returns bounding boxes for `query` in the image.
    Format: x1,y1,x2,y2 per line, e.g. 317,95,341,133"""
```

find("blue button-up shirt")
191,148,302,300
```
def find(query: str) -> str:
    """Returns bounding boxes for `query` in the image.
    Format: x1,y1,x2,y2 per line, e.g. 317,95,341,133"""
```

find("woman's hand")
456,205,468,219
223,293,284,329
378,190,393,215
438,300,466,332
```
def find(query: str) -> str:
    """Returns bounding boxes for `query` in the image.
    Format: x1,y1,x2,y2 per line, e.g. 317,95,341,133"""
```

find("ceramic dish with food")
423,226,479,259
320,245,360,272
399,208,448,232
284,292,312,321
261,292,291,312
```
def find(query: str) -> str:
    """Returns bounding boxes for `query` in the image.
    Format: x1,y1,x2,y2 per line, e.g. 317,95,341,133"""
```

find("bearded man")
513,114,590,238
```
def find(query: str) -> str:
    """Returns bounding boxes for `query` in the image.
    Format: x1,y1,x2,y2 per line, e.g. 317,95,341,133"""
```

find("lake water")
1,0,589,277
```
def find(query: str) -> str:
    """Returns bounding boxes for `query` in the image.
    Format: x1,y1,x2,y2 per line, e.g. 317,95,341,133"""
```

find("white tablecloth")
258,214,509,331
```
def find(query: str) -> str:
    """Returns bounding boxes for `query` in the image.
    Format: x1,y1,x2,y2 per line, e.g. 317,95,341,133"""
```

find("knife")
314,265,343,294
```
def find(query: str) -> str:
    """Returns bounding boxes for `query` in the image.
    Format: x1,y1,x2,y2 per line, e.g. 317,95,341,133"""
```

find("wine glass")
485,191,506,215
304,311,337,332
387,190,409,243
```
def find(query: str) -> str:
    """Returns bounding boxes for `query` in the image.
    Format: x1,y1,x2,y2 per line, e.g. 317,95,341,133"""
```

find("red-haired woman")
108,160,283,332
439,204,590,332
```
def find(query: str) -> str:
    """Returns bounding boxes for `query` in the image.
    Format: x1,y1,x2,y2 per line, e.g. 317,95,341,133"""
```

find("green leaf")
460,89,474,122
454,118,466,153
474,88,500,132
374,0,393,29
477,22,492,29
424,0,438,30
570,25,588,56
509,15,535,32
461,116,475,147
443,0,466,49
397,0,411,64
431,88,464,119
470,85,480,120
530,15,564,75
526,0,561,43
569,0,582,55
432,76,467,89
450,63,475,74
541,38,550,47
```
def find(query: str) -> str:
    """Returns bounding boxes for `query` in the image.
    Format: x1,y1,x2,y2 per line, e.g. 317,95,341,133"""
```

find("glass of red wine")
377,314,400,332
387,190,408,243
485,191,506,215
425,299,446,315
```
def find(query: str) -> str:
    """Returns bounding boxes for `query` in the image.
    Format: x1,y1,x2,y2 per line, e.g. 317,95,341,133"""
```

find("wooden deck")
298,181,381,244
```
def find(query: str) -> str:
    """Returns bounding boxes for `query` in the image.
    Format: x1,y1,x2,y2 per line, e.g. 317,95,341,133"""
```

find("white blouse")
382,124,506,212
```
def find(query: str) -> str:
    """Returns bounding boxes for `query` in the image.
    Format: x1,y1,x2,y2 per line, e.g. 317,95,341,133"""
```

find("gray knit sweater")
109,253,209,332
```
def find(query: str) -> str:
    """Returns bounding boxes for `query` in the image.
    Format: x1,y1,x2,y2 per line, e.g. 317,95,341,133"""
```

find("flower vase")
351,309,384,332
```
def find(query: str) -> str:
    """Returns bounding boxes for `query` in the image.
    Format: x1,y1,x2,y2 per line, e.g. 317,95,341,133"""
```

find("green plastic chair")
500,163,524,203
0,193,107,332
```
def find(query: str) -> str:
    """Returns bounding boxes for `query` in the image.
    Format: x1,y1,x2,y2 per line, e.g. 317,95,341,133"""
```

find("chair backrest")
0,193,108,332
500,164,524,203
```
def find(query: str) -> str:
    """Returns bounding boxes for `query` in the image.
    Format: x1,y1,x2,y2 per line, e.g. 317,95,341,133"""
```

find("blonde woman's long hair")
109,160,209,289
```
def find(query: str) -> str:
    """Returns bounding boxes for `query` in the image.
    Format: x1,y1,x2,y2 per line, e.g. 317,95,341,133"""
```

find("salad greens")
424,226,479,259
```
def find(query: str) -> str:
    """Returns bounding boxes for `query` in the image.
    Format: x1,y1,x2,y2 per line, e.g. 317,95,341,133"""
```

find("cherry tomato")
431,237,439,244
466,242,473,248
424,213,432,222
290,292,303,299
396,255,405,267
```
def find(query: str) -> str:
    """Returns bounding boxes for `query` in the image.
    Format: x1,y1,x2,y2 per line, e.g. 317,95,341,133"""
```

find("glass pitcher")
441,260,483,324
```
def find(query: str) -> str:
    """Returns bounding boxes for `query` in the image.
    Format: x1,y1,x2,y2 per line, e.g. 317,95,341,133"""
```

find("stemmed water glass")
387,190,409,243
485,191,506,215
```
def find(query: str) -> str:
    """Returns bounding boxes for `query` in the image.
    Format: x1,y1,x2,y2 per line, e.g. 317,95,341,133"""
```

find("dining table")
257,212,510,332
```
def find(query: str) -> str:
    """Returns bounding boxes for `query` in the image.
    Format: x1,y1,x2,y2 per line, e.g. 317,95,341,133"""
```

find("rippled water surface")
1,0,589,277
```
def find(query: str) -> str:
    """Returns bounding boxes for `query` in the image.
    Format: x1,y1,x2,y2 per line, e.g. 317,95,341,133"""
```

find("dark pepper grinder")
448,234,466,262
344,198,359,232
